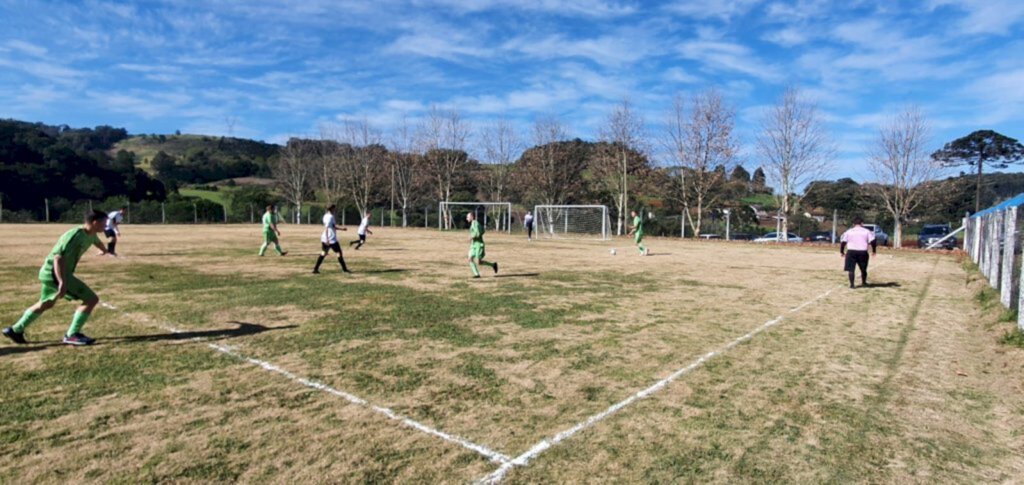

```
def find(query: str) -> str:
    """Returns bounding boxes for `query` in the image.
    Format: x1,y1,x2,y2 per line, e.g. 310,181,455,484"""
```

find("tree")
931,129,1024,212
730,165,750,184
418,106,472,229
662,90,738,238
752,167,767,190
313,126,346,212
274,138,314,223
599,99,647,235
479,117,522,230
388,116,420,227
338,118,385,217
515,115,587,207
869,106,937,248
756,87,834,238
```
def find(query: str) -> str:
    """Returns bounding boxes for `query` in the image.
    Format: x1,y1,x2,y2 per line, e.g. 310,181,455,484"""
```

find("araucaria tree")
931,130,1024,212
274,138,315,223
663,89,738,238
756,87,833,238
599,99,646,235
869,106,936,248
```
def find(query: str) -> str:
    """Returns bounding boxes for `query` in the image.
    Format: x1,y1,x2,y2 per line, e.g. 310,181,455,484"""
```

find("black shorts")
844,250,869,272
357,234,366,242
104,228,117,238
321,242,342,254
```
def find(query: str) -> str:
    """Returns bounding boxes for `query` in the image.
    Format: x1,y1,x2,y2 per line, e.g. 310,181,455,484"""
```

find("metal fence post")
1001,207,1017,308
45,198,50,222
161,202,166,224
193,202,198,224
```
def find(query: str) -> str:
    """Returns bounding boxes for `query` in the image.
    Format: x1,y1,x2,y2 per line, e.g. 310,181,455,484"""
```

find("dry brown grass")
1,224,1021,483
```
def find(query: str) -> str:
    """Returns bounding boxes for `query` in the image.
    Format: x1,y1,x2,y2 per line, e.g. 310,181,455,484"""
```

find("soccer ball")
610,248,617,255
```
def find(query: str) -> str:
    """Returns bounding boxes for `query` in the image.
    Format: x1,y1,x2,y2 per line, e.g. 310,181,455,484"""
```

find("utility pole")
724,209,731,241
45,198,50,223
832,209,837,244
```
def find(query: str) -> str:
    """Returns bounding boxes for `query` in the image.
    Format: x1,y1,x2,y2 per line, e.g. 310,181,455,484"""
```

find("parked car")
918,224,957,249
699,234,722,240
754,232,803,243
805,231,834,243
862,224,889,246
730,233,756,241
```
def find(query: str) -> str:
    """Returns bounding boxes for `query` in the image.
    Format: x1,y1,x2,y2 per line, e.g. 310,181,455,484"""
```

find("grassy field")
178,187,237,210
1,225,1022,483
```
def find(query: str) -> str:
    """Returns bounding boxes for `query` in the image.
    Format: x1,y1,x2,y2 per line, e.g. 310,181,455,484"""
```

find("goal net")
438,202,512,232
534,205,610,240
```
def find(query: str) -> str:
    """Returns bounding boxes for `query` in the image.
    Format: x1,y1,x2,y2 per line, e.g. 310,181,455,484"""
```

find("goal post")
534,205,610,240
438,201,512,233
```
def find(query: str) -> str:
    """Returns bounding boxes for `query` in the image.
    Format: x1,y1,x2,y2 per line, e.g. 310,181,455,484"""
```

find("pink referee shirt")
841,225,875,251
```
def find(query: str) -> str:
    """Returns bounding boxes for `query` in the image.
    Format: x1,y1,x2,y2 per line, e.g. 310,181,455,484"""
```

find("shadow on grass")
0,321,295,356
861,282,901,288
495,273,541,278
359,269,408,274
645,253,673,256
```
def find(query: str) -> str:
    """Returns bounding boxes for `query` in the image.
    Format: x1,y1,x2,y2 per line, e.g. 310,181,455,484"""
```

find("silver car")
862,224,889,246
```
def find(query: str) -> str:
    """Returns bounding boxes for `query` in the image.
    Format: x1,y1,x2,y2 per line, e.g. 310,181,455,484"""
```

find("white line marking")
477,282,844,483
101,302,512,464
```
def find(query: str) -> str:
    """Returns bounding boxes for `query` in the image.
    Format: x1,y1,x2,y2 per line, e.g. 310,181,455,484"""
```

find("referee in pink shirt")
840,217,877,288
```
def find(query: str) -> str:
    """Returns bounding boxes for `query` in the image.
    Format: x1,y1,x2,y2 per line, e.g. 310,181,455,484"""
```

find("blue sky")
1,0,1023,182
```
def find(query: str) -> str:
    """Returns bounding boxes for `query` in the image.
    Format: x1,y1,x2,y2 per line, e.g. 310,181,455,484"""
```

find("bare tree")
338,118,385,217
662,89,738,238
274,138,315,223
869,106,935,248
521,114,580,205
418,106,472,229
479,117,523,230
756,87,833,238
599,98,647,235
388,116,419,227
315,125,347,211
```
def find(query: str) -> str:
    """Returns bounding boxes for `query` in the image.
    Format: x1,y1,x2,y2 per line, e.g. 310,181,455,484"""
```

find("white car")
754,232,803,243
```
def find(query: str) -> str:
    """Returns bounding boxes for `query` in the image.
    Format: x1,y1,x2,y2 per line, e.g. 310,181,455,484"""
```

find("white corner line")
100,302,511,465
476,282,845,484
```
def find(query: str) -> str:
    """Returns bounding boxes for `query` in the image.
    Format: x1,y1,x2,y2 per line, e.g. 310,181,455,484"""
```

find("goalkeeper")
627,209,648,256
467,212,498,278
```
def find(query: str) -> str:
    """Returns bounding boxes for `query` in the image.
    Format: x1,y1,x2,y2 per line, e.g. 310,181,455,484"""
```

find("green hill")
111,134,280,187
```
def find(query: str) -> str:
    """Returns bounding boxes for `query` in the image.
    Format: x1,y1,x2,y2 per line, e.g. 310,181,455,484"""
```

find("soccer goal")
534,205,610,240
438,201,512,232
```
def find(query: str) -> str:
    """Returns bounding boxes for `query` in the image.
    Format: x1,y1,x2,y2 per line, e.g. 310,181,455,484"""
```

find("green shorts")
468,243,486,260
263,230,278,244
39,275,96,304
634,231,645,244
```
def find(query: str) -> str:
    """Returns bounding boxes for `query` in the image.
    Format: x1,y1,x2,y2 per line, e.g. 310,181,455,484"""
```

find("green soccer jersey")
470,220,485,243
633,215,644,233
262,212,278,231
38,227,98,280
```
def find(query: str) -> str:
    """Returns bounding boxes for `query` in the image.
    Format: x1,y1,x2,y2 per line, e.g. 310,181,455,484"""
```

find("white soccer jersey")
321,213,338,244
106,211,123,231
357,216,370,236
524,213,533,226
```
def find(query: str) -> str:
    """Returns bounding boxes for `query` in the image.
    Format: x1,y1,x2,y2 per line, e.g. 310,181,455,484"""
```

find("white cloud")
502,32,652,67
5,40,47,57
762,27,808,46
929,0,1024,35
676,38,781,82
664,0,761,20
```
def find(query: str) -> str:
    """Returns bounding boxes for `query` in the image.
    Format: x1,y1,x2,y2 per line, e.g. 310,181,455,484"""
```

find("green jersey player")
259,205,287,256
627,210,648,256
3,210,109,346
467,212,498,278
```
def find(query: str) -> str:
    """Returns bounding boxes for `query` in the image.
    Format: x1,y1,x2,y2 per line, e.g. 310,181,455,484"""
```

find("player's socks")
12,310,40,333
338,255,351,273
848,271,855,288
274,244,284,255
108,241,117,254
470,261,481,277
65,311,90,337
259,243,269,256
313,255,325,273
